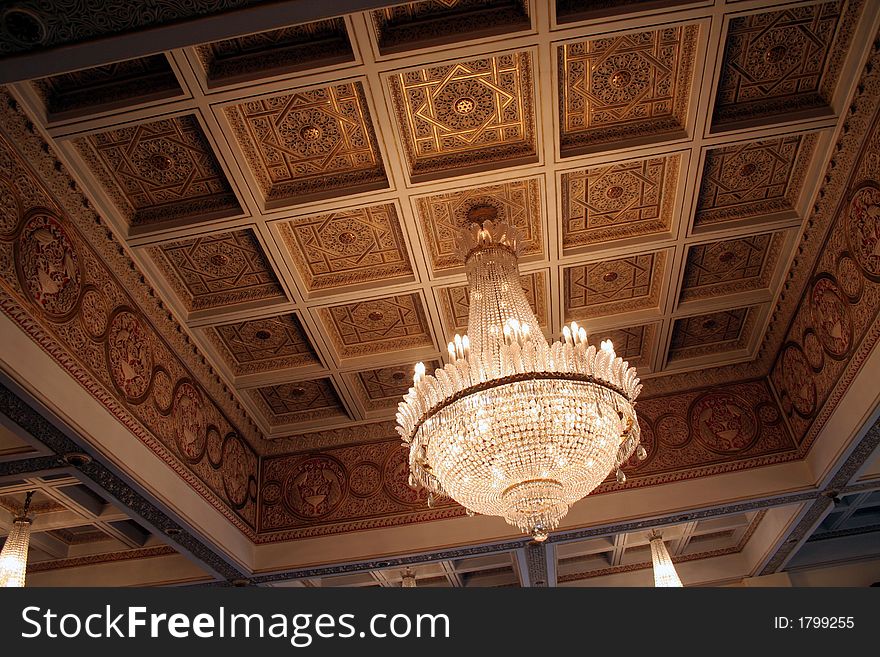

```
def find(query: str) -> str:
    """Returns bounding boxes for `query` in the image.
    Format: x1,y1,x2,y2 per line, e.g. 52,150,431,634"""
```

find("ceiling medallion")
289,387,306,397
702,319,717,330
454,97,477,115
149,154,174,171
210,253,230,266
603,271,619,282
739,163,757,177
337,231,357,244
764,45,788,64
299,125,323,142
368,310,384,321
610,70,632,88
398,208,644,541
718,251,735,264
391,371,407,381
605,185,625,199
254,330,272,340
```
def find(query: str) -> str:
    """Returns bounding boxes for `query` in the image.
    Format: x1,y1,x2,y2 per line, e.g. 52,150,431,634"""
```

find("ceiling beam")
0,377,248,583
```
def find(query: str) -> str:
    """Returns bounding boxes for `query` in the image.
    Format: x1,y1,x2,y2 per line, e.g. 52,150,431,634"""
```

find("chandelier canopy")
396,211,645,541
0,491,34,588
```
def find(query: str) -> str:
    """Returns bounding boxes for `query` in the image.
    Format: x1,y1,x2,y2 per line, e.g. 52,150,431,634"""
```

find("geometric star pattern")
149,229,286,312
276,203,413,293
205,314,319,376
680,232,784,302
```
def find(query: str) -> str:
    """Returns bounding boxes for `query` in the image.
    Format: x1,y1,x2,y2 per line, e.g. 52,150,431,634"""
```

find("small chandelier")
397,211,644,541
400,568,417,588
649,531,682,587
0,491,34,588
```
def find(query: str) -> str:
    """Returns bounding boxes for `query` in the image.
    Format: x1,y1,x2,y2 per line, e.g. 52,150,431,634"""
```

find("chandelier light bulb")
396,214,643,541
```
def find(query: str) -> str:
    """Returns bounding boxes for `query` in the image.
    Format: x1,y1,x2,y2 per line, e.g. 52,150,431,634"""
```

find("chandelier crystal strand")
397,211,644,541
650,532,683,587
0,491,34,588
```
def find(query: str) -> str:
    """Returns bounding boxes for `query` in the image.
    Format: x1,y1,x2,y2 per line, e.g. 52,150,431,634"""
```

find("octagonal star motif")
248,378,347,427
696,134,818,227
148,228,286,312
74,114,240,231
712,1,859,128
668,306,758,362
680,232,785,303
561,153,681,251
558,24,699,155
388,50,537,181
317,293,434,359
224,82,387,208
563,251,667,320
276,202,413,294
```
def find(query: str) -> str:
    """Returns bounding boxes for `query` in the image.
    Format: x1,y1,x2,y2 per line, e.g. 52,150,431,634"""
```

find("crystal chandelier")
397,211,644,541
0,491,34,588
649,531,682,587
400,568,417,588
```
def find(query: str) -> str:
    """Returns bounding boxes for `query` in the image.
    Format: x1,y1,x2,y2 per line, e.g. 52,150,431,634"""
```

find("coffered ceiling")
12,0,862,439
1,0,880,587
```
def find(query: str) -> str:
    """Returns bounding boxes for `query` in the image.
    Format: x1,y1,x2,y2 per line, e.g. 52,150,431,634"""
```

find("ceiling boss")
397,207,646,542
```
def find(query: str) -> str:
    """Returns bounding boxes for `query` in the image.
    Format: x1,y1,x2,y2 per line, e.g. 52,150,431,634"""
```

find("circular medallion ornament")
173,382,206,463
222,435,251,508
655,413,691,447
435,80,494,130
691,392,758,454
810,275,852,358
349,461,382,498
845,184,880,281
80,289,110,338
383,445,427,505
836,255,864,301
780,344,816,418
756,402,780,426
284,456,346,518
593,53,650,104
16,210,81,318
107,310,154,401
262,481,282,506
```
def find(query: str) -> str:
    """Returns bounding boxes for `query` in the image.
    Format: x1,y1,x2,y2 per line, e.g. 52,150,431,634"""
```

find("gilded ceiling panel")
563,251,667,320
224,82,387,207
668,306,757,361
680,232,784,302
276,202,413,293
712,0,861,127
204,313,319,376
248,378,347,427
75,115,240,231
317,292,435,359
558,24,698,155
148,229,286,312
33,54,181,120
371,0,531,54
195,19,353,87
561,152,681,250
388,50,537,181
695,134,818,227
